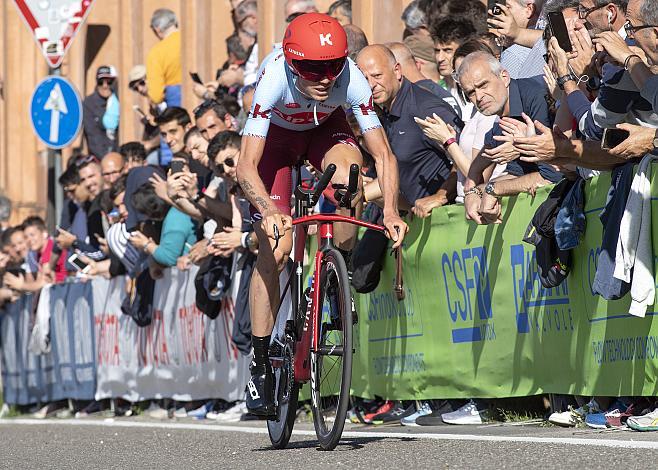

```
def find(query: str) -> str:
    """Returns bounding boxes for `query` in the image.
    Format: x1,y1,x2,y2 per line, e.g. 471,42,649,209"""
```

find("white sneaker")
548,398,600,427
173,407,188,418
33,403,59,419
56,408,73,419
401,402,433,426
0,403,9,418
628,408,658,431
209,402,247,422
147,403,170,420
441,400,485,425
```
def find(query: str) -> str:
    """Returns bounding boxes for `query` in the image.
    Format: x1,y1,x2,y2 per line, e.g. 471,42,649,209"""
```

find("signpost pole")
46,66,64,232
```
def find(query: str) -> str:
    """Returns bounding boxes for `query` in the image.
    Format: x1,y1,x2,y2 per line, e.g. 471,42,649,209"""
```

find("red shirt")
38,238,68,283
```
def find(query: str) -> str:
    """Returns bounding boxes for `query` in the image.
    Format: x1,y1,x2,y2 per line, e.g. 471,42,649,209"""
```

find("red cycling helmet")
283,12,348,81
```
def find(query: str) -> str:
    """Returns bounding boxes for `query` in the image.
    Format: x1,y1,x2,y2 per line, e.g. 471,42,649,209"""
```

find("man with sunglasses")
237,13,407,417
82,65,119,159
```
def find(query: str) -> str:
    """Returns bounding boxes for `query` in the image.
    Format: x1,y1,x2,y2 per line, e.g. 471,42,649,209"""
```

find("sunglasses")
97,78,115,86
214,157,235,175
74,155,99,167
291,58,346,82
129,79,145,91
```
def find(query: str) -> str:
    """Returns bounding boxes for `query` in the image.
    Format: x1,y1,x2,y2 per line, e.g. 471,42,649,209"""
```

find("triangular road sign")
13,0,96,68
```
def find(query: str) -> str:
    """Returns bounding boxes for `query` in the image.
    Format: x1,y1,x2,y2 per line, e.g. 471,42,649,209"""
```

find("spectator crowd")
3,0,658,431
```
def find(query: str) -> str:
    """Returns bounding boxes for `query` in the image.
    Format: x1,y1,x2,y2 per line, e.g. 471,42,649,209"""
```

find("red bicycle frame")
291,214,385,383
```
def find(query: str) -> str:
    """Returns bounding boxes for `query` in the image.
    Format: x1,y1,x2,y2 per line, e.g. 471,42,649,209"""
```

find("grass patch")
495,408,544,423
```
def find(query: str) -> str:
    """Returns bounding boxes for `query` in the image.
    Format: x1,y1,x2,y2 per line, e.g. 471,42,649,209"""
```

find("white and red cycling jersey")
242,47,382,137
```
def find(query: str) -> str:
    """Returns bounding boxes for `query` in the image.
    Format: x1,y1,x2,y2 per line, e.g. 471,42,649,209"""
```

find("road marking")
2,418,658,449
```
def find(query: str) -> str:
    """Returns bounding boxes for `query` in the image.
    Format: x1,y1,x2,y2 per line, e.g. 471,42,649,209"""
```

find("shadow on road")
253,436,418,452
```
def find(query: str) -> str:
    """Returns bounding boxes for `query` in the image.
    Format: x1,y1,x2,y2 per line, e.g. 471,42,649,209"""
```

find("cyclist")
236,12,408,417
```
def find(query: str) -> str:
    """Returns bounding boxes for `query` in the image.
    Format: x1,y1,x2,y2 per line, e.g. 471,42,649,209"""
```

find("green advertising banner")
351,168,658,399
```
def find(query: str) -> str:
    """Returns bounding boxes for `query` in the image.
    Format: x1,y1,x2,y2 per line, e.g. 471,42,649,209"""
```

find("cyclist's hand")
383,213,408,249
262,210,293,244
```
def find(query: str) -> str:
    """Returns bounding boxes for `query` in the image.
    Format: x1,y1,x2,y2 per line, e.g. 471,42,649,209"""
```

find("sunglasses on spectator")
292,58,346,82
624,20,658,38
97,78,115,86
129,79,145,91
576,3,606,20
74,155,99,167
214,156,236,175
285,11,305,23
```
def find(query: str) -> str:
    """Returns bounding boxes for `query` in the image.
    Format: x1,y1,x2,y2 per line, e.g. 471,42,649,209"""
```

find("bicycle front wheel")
310,248,353,450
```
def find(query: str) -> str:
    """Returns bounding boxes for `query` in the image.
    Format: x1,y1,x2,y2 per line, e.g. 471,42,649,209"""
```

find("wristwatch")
653,129,658,150
485,181,497,197
246,231,257,249
557,73,577,90
192,192,204,203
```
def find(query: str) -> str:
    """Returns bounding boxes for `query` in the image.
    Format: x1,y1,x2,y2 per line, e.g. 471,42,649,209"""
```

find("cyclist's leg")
250,166,294,338
322,143,363,250
246,127,299,417
308,109,363,250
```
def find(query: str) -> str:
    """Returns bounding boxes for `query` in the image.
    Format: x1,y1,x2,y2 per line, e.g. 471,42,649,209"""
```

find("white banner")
94,265,250,402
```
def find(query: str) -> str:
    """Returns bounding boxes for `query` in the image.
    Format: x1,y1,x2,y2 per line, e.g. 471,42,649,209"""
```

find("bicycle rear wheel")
267,335,299,449
310,248,353,450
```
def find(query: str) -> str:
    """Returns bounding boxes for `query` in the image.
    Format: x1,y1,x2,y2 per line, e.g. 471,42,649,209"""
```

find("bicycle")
266,162,390,451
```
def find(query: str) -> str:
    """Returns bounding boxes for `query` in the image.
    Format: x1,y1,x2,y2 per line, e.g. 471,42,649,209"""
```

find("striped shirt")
566,63,658,141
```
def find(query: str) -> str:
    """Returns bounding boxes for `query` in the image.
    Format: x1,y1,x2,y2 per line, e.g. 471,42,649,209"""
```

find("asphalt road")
1,418,658,469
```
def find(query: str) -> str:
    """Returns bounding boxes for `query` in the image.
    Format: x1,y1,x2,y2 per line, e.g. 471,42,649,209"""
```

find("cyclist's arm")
236,135,276,215
361,127,400,217
237,51,286,216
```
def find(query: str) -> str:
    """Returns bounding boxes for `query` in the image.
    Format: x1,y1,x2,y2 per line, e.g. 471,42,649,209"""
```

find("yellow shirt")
146,30,182,104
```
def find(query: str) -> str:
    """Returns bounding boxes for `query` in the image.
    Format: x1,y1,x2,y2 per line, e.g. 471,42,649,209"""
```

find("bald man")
357,45,463,217
101,152,126,187
386,41,461,119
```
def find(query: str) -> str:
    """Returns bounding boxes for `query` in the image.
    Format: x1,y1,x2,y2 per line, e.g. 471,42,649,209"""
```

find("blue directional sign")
30,75,82,149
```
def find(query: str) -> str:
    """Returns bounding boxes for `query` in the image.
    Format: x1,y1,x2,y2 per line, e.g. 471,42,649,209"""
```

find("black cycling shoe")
246,362,276,418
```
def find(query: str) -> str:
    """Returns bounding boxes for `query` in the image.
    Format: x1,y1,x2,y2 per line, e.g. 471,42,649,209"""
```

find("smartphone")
601,128,630,150
189,72,204,85
170,160,185,174
67,253,91,273
487,0,502,16
547,12,573,53
132,105,147,117
508,116,526,123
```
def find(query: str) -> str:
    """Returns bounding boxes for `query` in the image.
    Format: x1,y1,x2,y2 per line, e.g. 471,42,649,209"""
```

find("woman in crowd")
130,154,198,267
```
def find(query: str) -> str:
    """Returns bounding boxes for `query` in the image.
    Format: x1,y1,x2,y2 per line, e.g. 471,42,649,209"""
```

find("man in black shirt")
356,44,463,218
83,66,119,159
56,157,106,261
